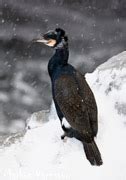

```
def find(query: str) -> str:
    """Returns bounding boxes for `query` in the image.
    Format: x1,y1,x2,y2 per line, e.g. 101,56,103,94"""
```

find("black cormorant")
33,28,103,166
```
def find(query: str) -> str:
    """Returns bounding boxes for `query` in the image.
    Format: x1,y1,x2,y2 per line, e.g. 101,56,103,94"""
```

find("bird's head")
33,28,68,48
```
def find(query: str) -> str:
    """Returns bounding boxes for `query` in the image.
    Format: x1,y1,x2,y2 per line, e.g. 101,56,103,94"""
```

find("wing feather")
54,72,97,137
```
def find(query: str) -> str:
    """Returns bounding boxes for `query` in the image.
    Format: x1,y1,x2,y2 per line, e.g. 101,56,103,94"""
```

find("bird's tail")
82,140,103,166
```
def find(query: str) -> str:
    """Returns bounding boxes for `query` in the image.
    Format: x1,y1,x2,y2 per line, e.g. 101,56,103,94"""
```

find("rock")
86,51,126,117
0,52,126,180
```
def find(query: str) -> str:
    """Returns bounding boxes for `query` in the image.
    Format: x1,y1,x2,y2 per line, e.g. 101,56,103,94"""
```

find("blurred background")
0,0,126,134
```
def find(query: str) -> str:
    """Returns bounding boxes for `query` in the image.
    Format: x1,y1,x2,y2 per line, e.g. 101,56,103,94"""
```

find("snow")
1,19,5,24
0,51,126,180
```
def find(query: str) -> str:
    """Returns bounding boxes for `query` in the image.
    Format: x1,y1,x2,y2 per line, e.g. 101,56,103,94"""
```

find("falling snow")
0,52,126,180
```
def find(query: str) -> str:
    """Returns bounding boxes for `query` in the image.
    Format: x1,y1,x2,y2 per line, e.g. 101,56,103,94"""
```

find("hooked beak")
32,38,49,44
32,37,57,47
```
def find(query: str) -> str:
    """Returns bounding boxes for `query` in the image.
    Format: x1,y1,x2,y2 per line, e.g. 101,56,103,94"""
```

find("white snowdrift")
0,51,126,180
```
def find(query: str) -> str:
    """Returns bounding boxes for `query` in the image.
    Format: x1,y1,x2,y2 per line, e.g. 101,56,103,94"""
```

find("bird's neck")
48,45,69,78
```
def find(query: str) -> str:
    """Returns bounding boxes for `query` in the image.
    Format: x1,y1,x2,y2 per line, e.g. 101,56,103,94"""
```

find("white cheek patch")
47,39,56,47
62,118,71,128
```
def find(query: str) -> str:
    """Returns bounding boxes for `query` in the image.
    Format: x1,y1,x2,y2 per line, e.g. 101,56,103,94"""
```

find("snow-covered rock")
0,51,126,180
87,51,126,118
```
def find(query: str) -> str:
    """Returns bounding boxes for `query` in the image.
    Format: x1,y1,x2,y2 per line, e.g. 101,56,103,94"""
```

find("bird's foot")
61,133,67,142
61,134,66,140
61,131,74,140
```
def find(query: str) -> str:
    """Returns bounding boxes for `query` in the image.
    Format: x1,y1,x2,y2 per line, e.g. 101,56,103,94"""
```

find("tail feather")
83,140,103,166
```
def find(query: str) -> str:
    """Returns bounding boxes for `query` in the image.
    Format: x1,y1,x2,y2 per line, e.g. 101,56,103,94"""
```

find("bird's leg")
54,101,82,140
61,125,76,139
61,125,73,139
53,100,74,139
61,125,83,141
61,132,73,140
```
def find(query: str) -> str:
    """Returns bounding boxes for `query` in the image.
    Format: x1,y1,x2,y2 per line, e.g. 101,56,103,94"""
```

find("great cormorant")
33,28,103,166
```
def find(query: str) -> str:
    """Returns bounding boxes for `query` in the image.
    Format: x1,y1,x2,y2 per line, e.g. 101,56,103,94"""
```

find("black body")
36,28,103,166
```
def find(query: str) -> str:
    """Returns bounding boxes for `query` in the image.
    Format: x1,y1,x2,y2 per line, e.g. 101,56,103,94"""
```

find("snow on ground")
0,51,126,180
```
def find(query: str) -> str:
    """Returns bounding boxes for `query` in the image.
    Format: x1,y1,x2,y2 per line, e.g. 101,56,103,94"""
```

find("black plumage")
34,28,103,166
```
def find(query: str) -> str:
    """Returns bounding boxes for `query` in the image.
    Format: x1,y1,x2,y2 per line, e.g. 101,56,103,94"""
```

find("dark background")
0,0,126,134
